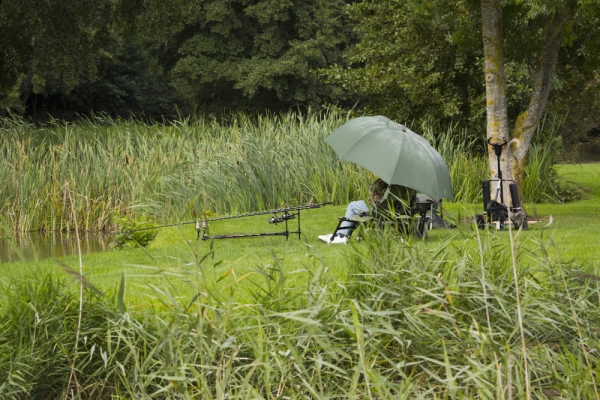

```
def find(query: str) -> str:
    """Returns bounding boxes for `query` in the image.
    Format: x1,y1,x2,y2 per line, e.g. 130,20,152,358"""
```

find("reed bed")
420,123,488,203
2,111,561,233
523,113,576,203
1,226,598,398
1,111,366,232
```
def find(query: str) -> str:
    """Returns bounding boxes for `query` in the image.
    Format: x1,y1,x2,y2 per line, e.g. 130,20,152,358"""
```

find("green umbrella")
325,116,454,201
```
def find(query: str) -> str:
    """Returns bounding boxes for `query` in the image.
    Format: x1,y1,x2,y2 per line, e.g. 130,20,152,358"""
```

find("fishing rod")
53,202,331,242
2,203,331,261
196,202,332,240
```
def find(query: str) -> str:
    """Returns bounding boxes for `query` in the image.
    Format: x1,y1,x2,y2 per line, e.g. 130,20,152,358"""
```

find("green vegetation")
1,0,352,118
3,0,600,154
3,0,600,396
322,0,600,147
109,213,159,249
1,160,599,398
1,111,355,232
2,111,570,235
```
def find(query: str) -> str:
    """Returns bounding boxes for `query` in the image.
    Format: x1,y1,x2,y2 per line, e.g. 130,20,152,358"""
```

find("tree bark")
481,0,511,203
481,0,575,214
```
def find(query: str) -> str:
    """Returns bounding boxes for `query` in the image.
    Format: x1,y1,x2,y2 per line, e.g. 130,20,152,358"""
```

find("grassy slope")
1,164,599,306
532,164,600,261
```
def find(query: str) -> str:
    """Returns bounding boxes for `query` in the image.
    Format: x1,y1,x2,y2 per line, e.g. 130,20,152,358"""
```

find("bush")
109,213,158,249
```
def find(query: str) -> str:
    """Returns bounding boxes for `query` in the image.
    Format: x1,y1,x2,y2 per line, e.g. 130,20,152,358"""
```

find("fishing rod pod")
196,202,332,240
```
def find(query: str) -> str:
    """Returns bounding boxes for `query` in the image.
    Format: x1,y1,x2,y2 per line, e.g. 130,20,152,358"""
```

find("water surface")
1,232,110,262
578,140,600,163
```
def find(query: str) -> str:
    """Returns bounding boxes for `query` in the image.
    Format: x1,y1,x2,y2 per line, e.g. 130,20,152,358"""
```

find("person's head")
369,178,388,203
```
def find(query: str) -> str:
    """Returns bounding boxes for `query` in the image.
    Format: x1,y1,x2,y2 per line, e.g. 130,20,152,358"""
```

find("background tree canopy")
320,1,486,129
0,0,120,116
137,0,354,115
1,0,599,150
323,0,600,146
0,0,355,120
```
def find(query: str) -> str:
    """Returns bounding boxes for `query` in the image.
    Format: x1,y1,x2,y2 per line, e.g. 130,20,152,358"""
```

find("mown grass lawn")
442,163,599,269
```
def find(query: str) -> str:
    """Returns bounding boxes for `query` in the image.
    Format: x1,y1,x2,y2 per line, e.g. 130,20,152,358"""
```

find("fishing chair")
331,189,433,240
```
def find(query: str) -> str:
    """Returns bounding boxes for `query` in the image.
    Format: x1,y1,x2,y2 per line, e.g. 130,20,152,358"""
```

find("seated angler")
318,178,416,244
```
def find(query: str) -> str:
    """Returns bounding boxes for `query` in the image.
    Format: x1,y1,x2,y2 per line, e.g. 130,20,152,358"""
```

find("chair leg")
414,214,429,239
331,217,356,240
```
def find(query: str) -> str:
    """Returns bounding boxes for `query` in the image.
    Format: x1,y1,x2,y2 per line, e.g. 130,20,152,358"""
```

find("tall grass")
1,225,598,398
1,111,565,233
421,123,488,203
1,110,367,232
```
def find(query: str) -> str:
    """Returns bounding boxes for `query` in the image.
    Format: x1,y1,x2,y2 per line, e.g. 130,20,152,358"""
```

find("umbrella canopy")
325,116,454,201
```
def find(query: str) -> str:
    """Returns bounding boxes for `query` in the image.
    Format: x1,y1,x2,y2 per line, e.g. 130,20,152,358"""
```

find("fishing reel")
268,213,296,224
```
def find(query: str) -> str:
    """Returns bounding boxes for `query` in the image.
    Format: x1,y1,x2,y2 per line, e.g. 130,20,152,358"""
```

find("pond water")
0,232,111,263
578,140,600,163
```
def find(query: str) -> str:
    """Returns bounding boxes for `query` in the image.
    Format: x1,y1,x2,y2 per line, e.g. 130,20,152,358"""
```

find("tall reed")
0,110,566,233
1,110,366,232
522,113,575,203
1,225,598,398
420,123,488,203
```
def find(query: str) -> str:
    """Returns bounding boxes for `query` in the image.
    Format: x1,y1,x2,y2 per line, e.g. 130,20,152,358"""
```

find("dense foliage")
0,112,473,233
0,0,355,120
320,0,485,128
1,0,599,145
0,0,122,115
137,0,354,115
1,112,574,233
322,0,600,145
110,213,159,249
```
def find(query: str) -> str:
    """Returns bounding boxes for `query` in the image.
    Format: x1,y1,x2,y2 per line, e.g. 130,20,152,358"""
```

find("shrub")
110,213,158,249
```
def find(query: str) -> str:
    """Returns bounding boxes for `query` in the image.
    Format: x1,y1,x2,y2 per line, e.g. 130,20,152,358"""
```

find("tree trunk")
481,0,512,204
481,0,574,215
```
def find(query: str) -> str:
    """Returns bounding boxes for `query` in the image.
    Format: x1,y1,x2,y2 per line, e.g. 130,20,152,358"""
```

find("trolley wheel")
475,214,486,230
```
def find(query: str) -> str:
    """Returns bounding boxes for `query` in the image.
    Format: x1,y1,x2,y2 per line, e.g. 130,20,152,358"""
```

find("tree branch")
513,2,576,159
